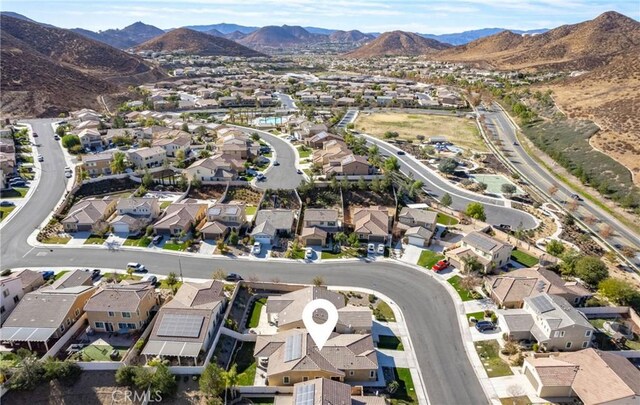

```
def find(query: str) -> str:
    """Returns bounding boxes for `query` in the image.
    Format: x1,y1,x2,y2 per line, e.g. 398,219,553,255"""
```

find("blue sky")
2,0,638,33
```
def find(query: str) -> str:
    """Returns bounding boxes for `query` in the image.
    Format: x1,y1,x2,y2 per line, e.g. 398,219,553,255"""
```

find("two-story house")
200,203,247,240
445,231,513,273
497,293,595,352
127,147,167,169
399,207,438,247
82,152,114,177
78,129,103,150
0,276,24,324
152,135,191,158
110,197,161,234
300,208,341,247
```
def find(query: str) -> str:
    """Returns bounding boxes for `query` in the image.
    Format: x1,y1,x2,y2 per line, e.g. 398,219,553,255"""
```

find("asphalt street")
0,119,488,405
484,107,640,256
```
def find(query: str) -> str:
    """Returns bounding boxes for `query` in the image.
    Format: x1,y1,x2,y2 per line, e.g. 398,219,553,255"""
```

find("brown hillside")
437,11,640,70
238,25,324,48
329,30,374,43
346,31,451,58
136,28,264,57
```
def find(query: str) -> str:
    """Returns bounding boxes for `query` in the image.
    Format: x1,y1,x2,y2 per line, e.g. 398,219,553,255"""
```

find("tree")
461,255,482,273
384,156,400,172
113,116,126,129
175,149,186,168
200,363,225,398
574,256,609,288
559,250,582,276
228,230,239,245
165,272,179,290
199,149,211,159
347,233,360,248
334,232,348,246
357,176,367,191
438,158,458,174
142,170,154,189
42,358,81,385
115,365,137,386
598,278,640,306
440,193,452,207
212,268,227,280
191,174,202,190
465,202,486,221
150,364,177,397
477,182,488,192
251,133,260,141
181,123,189,132
91,220,110,237
133,366,155,390
312,276,325,286
501,183,517,196
196,126,208,137
111,151,127,174
61,134,81,149
545,239,565,257
6,355,44,390
383,131,399,139
216,239,227,254
459,275,481,291
221,364,239,400
55,125,66,137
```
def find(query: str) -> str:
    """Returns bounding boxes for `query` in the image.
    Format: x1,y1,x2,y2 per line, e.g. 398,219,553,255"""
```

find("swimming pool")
254,116,287,126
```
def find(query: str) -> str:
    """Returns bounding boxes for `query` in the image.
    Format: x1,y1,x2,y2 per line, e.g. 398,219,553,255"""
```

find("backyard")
69,344,129,362
434,211,459,226
417,250,444,269
475,340,513,378
233,342,257,386
510,249,539,267
447,275,482,301
355,112,486,152
246,297,267,329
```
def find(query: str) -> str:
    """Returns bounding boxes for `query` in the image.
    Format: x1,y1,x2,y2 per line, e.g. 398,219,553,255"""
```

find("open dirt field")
355,112,487,152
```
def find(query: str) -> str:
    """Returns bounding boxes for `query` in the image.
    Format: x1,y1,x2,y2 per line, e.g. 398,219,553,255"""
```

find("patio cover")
141,340,202,357
0,326,57,342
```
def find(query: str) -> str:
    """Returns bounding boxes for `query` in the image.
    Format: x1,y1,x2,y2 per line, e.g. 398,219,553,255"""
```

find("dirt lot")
355,112,487,152
188,185,226,201
223,186,262,205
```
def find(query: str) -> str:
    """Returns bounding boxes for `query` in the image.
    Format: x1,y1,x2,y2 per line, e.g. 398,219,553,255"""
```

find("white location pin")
302,298,339,351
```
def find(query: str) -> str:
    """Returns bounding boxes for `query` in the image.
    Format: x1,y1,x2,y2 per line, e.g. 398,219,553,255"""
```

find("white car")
377,244,385,255
64,171,72,178
252,242,262,255
367,243,375,254
305,248,313,260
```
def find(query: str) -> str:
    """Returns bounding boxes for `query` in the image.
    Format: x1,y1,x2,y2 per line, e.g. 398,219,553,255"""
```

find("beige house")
61,197,118,233
153,203,207,236
200,203,246,240
398,207,437,229
302,208,340,232
523,349,640,404
78,129,102,150
445,231,513,273
275,378,387,405
497,293,595,352
84,282,158,334
305,132,343,149
300,227,328,247
324,154,370,176
82,152,114,177
254,329,378,386
184,154,244,183
352,206,391,243
485,267,592,309
0,270,96,352
128,146,167,169
152,135,191,158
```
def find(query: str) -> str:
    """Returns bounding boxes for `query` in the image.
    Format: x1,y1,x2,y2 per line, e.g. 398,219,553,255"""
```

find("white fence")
238,386,294,395
220,327,257,342
77,361,122,371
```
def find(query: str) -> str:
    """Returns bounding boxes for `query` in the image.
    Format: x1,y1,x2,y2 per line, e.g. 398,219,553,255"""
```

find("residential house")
141,280,227,364
183,154,245,183
296,122,328,140
7,269,45,293
497,293,595,352
84,282,158,334
276,378,387,405
251,209,296,244
312,140,350,166
255,329,378,386
200,203,246,240
0,276,23,324
299,227,328,247
127,147,167,169
82,152,114,177
485,267,592,309
399,208,438,247
110,198,161,234
302,209,340,232
152,135,191,158
215,132,259,160
266,286,372,334
153,203,206,236
305,132,344,149
445,231,513,273
522,349,640,404
78,129,103,150
325,154,370,176
352,206,391,243
0,270,96,352
61,197,118,233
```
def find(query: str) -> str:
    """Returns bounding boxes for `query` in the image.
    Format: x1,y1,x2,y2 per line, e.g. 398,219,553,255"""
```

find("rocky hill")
72,21,165,48
136,28,264,57
238,25,324,48
346,31,451,57
436,11,640,70
329,30,374,43
0,15,164,117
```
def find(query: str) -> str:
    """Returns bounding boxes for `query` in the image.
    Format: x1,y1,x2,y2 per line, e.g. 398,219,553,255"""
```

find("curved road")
1,119,487,405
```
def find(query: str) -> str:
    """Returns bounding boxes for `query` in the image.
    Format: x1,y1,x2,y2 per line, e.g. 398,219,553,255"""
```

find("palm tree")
110,151,127,174
222,364,239,401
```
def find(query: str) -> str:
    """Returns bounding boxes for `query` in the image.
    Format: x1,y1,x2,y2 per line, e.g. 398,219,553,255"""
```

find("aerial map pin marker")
302,298,339,350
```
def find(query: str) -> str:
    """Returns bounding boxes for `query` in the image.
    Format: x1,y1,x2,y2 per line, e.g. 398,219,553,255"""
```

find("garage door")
254,236,272,245
305,238,322,246
112,223,130,234
408,236,425,247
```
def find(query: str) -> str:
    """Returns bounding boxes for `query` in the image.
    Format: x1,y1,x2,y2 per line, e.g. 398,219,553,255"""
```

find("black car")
0,201,15,207
396,151,405,155
273,161,280,166
571,194,583,201
91,269,101,280
475,321,496,332
296,169,303,175
33,132,38,137
225,273,243,282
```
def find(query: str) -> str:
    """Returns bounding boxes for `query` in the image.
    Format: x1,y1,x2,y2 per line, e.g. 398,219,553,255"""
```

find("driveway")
399,244,423,265
67,231,90,246
199,240,216,255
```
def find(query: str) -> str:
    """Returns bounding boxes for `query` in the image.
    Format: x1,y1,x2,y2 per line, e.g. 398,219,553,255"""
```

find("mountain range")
135,28,265,57
346,31,451,58
70,22,165,49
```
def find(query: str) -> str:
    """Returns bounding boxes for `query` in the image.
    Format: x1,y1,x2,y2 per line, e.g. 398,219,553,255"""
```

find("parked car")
91,269,101,280
377,244,385,255
54,135,60,140
152,235,164,245
252,242,262,255
305,248,313,260
142,275,158,285
37,154,44,162
32,132,38,137
0,201,15,207
256,173,266,181
367,243,375,254
225,273,243,282
9,181,26,187
127,262,146,273
296,169,303,175
42,270,55,280
475,321,496,332
432,260,450,272
65,171,72,178
396,151,405,155
513,141,519,146
273,161,280,166
571,194,583,201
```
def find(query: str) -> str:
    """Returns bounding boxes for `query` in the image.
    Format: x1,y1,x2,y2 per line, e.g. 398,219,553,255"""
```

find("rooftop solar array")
157,314,204,338
295,383,315,405
465,232,498,251
529,295,555,314
284,333,303,362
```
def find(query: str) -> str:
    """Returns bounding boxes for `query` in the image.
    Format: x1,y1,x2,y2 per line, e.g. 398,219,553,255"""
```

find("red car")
432,260,449,272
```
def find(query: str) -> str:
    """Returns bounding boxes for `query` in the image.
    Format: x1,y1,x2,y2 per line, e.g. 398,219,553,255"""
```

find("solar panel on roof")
284,333,303,362
157,314,204,338
295,383,315,405
466,232,497,251
530,295,555,313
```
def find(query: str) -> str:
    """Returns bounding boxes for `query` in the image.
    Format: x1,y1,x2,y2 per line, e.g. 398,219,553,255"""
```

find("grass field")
245,205,257,216
163,242,186,251
123,235,152,247
84,235,107,245
297,145,312,158
475,340,513,378
160,201,172,209
159,279,183,290
377,335,404,351
42,235,71,244
374,301,396,322
385,367,417,404
448,275,481,301
511,249,539,267
246,298,267,328
417,250,444,269
435,211,459,226
355,112,486,152
0,206,15,222
234,342,257,386
0,187,28,198
71,345,129,362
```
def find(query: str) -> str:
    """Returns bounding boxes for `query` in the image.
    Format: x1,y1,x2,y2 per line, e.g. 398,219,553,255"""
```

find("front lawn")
0,187,28,198
447,275,481,301
163,242,187,251
42,235,71,244
500,397,531,405
466,311,486,325
511,249,539,267
377,335,404,351
321,247,364,260
475,340,513,378
159,279,183,290
0,206,15,221
417,250,444,269
246,298,267,328
84,235,107,245
160,201,172,209
233,342,256,386
245,205,257,216
297,146,312,158
384,367,417,404
123,235,152,247
374,300,396,322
